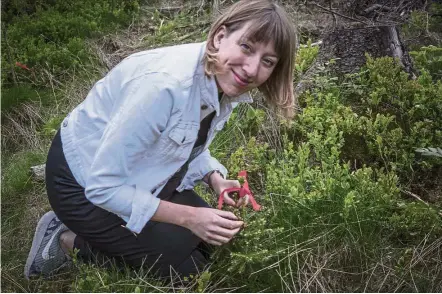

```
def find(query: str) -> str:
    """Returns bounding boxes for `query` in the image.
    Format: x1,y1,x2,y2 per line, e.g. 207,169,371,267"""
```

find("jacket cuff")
125,186,161,234
177,151,227,191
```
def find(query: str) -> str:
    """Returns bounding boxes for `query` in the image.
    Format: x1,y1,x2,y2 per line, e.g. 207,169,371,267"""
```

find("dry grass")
2,102,46,152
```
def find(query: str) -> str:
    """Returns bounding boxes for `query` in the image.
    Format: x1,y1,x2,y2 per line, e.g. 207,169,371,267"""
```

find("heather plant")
401,3,442,50
312,53,442,179
294,39,319,80
410,45,442,79
208,123,423,291
203,46,442,292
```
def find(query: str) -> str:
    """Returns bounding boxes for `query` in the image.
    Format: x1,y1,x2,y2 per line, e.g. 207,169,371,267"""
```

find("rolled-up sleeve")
84,73,179,234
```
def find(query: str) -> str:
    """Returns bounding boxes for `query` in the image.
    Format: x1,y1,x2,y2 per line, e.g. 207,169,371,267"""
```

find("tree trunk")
318,25,415,76
295,0,422,95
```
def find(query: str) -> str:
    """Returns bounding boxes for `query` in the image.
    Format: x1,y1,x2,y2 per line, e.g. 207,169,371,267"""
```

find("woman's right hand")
185,208,244,246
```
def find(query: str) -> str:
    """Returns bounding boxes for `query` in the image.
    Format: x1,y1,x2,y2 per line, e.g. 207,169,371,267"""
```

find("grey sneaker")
24,211,69,279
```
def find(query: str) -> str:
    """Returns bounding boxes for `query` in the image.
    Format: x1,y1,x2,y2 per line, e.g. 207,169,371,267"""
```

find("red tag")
218,170,261,211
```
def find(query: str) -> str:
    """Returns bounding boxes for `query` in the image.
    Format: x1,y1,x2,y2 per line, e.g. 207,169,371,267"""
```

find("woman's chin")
220,83,249,97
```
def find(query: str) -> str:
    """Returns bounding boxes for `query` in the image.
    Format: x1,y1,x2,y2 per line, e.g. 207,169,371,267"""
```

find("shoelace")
218,170,261,211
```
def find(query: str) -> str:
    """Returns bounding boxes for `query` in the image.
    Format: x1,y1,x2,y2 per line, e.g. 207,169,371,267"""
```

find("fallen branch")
401,189,442,217
300,40,322,48
142,5,201,17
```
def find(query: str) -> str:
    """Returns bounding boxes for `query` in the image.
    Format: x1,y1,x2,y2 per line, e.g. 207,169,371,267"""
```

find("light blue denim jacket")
60,42,252,234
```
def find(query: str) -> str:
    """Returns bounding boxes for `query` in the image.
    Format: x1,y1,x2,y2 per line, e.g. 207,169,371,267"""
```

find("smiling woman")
24,0,298,281
205,0,298,118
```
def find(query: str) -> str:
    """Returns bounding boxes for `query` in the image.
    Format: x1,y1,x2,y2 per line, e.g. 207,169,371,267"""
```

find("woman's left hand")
211,175,250,208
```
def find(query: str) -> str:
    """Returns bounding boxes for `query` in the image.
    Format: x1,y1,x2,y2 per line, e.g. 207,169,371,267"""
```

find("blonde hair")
204,0,298,118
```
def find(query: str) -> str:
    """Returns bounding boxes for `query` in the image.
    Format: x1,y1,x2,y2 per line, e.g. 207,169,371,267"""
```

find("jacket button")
201,105,208,110
63,120,68,127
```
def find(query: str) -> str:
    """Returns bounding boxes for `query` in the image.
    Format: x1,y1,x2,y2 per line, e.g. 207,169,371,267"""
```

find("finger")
213,209,239,220
216,217,244,230
211,226,239,239
231,180,241,188
236,195,249,208
208,233,231,244
232,226,242,236
210,227,242,244
223,193,236,207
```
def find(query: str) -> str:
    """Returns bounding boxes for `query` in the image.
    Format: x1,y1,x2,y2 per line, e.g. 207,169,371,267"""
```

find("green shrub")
410,45,442,79
294,40,319,80
389,201,442,243
317,54,442,178
207,50,442,291
210,126,407,291
1,0,140,87
402,4,442,50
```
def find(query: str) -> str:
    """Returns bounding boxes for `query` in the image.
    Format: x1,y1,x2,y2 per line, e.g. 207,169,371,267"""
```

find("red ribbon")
218,170,261,211
15,62,30,71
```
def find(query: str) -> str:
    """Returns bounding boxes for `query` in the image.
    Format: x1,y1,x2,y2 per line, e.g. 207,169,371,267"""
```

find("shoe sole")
24,211,56,280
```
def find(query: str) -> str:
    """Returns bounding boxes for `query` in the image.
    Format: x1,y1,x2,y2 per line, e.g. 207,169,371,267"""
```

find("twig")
329,0,337,29
401,189,442,217
177,32,193,41
401,189,427,204
300,40,322,48
310,2,369,25
364,4,393,15
212,0,220,18
142,5,200,17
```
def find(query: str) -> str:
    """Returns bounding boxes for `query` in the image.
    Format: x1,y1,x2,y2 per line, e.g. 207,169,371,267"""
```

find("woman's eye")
263,59,275,67
240,43,251,51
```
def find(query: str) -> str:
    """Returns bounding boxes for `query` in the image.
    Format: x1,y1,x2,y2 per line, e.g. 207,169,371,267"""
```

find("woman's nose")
243,56,260,79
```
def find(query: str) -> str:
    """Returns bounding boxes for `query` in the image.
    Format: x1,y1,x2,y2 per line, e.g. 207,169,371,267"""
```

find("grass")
1,85,54,112
1,150,54,292
2,1,442,293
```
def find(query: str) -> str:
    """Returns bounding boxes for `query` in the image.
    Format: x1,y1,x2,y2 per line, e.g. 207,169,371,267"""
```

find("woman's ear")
213,25,227,50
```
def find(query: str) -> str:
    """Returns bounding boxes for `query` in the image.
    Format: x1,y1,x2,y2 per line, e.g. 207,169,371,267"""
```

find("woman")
24,0,297,279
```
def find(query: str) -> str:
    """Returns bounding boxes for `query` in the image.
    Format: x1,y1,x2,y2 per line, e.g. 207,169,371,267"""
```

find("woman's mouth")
232,70,249,87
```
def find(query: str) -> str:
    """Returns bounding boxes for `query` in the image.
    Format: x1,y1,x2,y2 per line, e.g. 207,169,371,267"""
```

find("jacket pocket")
161,122,198,161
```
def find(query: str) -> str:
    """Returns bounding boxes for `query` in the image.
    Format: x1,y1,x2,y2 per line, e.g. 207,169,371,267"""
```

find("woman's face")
213,21,279,97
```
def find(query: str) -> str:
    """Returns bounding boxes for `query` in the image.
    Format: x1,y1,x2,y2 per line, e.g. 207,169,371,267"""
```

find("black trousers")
46,130,212,277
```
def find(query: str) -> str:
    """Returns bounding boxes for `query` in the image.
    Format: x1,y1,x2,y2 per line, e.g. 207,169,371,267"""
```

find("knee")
176,250,209,277
59,230,76,253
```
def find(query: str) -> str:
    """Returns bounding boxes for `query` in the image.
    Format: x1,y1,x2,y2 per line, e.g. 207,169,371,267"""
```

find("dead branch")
310,2,370,26
300,40,323,48
364,4,393,15
401,189,442,217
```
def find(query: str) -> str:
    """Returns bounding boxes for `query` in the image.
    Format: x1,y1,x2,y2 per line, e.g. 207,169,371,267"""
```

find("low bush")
1,0,140,106
204,46,442,292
